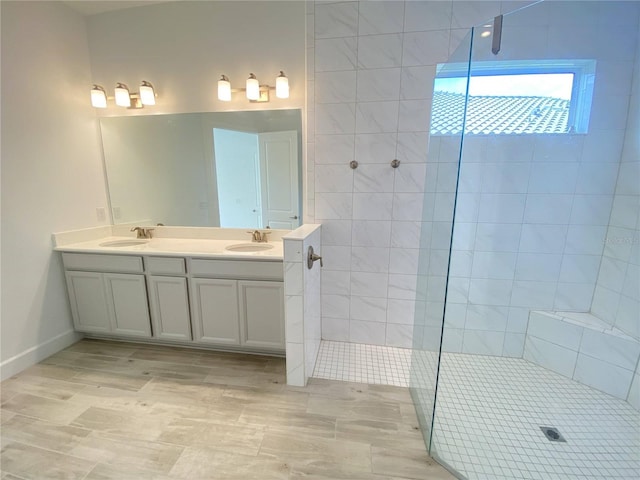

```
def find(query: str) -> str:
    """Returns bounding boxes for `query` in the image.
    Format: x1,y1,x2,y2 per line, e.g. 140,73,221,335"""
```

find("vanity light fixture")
275,71,289,99
90,84,108,108
246,73,260,101
114,83,132,107
218,75,232,101
216,71,290,102
90,80,157,109
139,81,156,106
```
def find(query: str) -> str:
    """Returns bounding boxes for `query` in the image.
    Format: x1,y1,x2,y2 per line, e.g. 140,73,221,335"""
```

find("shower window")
431,59,596,135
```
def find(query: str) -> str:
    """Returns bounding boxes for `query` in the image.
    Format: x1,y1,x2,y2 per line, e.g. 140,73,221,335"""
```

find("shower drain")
540,426,566,443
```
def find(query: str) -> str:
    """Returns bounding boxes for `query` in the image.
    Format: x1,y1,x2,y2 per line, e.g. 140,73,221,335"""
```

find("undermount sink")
225,243,274,252
99,239,149,247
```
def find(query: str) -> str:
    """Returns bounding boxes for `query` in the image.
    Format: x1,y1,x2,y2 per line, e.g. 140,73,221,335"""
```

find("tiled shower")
308,1,639,479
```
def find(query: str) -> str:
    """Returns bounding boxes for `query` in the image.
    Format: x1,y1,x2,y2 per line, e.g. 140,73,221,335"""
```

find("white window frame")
433,59,596,135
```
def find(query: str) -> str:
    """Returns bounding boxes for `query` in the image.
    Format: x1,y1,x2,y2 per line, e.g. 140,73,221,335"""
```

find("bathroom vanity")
54,228,286,355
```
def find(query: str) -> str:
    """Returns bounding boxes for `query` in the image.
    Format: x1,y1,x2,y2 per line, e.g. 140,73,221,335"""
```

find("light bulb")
276,71,289,99
139,81,155,105
114,83,131,107
218,75,231,101
246,73,259,101
90,84,107,108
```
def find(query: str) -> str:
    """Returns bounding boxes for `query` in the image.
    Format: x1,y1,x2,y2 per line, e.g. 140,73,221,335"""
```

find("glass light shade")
218,76,231,101
276,71,289,99
114,83,131,107
90,85,107,108
246,74,260,100
139,81,155,105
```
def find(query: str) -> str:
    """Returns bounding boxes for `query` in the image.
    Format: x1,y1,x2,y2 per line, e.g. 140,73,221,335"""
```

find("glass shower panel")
410,29,472,451
426,1,640,479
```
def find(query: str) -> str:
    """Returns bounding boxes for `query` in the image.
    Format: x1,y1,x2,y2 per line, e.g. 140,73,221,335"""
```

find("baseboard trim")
0,329,83,381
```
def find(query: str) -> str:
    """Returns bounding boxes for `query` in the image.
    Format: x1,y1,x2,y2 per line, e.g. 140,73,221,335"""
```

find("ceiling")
62,1,172,16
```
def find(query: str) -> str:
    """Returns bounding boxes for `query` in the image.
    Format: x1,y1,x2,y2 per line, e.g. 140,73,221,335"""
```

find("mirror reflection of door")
258,131,299,229
214,128,299,229
213,129,261,228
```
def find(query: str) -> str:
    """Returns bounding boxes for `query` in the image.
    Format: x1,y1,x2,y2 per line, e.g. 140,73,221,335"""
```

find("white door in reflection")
258,130,299,229
214,129,299,229
213,128,261,228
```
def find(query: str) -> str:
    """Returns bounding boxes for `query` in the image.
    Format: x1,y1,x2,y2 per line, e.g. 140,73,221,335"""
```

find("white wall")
0,1,109,377
86,1,306,116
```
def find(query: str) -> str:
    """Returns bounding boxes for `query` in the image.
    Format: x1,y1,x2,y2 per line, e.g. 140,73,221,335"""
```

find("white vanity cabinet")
63,254,151,338
145,257,192,342
238,280,285,350
190,278,240,345
189,259,285,352
61,251,285,354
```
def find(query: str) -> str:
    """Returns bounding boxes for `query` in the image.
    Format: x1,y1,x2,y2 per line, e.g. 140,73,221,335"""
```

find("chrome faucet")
131,226,154,239
247,230,271,243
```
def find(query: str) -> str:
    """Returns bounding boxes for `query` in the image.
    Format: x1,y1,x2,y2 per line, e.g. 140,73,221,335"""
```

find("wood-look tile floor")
0,339,455,480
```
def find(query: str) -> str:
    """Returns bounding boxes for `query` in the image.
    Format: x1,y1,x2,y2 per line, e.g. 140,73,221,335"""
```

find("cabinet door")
190,278,240,345
104,273,152,337
148,276,192,341
65,271,111,333
238,280,284,350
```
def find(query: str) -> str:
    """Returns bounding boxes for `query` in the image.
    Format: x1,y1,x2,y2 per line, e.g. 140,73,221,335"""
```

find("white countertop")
54,236,284,261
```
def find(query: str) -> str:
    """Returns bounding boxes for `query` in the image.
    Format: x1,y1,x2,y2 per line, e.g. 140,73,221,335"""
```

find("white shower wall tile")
319,245,351,271
315,103,356,134
396,132,430,163
387,298,417,325
314,164,353,193
350,271,389,298
357,33,403,69
353,164,394,193
385,323,413,348
402,30,450,67
350,295,387,322
350,246,390,273
351,220,392,247
355,101,399,133
322,294,350,319
403,1,452,33
315,134,355,165
319,219,352,246
400,65,436,100
315,192,353,219
574,353,634,399
285,295,304,343
314,1,358,39
350,319,386,345
315,37,357,72
357,1,405,36
353,192,393,220
315,71,357,104
310,0,640,358
523,336,578,378
322,317,349,342
356,68,401,102
354,132,397,164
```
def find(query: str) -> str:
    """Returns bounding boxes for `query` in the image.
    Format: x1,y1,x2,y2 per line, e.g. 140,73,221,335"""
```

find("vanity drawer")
62,253,143,273
190,259,283,281
145,257,186,275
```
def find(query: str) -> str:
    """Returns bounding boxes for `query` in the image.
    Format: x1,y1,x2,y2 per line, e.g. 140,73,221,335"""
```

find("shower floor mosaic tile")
313,341,411,387
429,352,640,480
315,341,640,480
